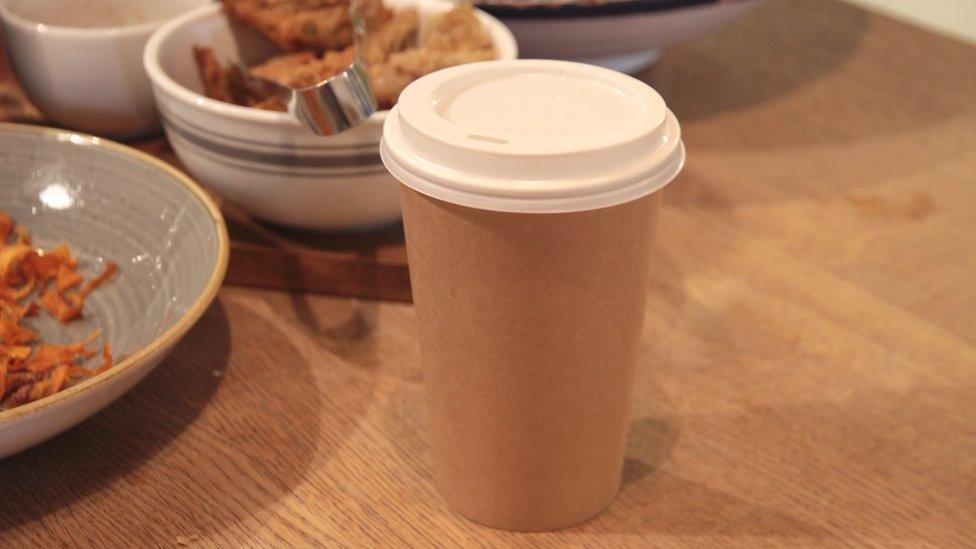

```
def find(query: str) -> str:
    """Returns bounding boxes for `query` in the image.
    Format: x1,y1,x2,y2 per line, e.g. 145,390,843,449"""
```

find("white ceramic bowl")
478,0,761,73
0,0,209,138
144,1,517,232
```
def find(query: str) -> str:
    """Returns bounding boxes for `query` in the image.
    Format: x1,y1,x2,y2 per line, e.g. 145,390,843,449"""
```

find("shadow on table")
645,246,689,331
0,300,231,534
645,0,869,122
288,291,383,366
588,380,974,542
648,0,976,152
221,200,412,303
569,415,829,540
0,292,360,543
621,417,681,487
379,369,433,480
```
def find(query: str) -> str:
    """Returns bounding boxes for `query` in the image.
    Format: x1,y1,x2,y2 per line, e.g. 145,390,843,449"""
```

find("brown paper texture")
400,186,662,531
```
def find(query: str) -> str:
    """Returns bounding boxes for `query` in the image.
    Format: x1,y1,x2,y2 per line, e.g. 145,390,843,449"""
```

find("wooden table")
3,0,975,546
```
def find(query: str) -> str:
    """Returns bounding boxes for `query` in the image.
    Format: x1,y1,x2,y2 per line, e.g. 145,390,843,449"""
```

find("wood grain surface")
2,0,975,546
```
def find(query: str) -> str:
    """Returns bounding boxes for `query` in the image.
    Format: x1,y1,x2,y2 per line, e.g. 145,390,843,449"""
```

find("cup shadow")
572,416,829,539
621,417,681,487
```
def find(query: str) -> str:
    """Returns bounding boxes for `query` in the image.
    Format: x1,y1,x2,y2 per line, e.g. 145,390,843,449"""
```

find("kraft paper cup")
381,59,685,531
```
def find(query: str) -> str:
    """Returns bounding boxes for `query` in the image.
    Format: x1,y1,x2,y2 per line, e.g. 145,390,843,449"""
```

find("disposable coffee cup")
381,60,685,532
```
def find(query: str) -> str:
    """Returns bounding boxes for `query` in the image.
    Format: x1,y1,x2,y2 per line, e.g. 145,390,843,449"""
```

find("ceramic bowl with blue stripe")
144,0,517,231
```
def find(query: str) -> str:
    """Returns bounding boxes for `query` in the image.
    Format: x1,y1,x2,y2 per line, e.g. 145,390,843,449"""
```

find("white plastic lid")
380,59,685,213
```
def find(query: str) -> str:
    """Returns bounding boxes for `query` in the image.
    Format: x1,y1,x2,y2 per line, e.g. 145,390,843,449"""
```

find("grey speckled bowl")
0,123,228,459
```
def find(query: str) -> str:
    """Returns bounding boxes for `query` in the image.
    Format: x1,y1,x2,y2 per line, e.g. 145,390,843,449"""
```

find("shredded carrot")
48,244,77,268
13,225,30,245
0,214,12,244
0,317,35,345
56,263,83,292
6,383,29,407
0,213,119,409
27,375,49,401
77,262,118,299
0,244,32,283
25,344,75,373
45,365,70,397
9,277,35,301
4,346,31,360
24,251,61,281
4,371,33,392
0,299,30,321
68,366,95,379
96,344,113,374
40,289,83,322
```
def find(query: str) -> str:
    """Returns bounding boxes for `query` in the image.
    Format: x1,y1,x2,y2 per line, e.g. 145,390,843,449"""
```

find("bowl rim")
143,0,518,128
0,122,230,426
475,0,755,19
0,0,210,38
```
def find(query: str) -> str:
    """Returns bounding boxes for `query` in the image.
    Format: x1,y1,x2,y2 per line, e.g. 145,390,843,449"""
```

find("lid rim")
380,138,685,214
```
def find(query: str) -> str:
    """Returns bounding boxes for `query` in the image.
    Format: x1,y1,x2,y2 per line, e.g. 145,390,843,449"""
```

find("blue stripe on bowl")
478,0,720,19
158,103,380,152
162,115,383,169
164,124,390,178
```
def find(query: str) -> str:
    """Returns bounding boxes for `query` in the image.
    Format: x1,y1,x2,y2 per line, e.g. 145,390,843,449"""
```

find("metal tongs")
241,0,378,135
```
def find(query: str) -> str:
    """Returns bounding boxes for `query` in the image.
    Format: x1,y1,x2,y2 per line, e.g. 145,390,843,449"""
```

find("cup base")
439,483,621,532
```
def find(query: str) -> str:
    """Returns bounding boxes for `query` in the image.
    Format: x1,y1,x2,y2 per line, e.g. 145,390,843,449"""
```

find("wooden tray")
0,45,412,303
